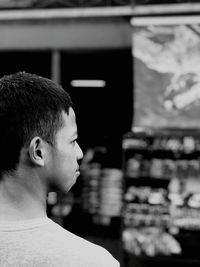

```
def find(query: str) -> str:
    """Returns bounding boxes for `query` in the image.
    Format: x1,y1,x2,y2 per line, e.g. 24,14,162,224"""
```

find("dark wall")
0,51,51,78
61,49,133,167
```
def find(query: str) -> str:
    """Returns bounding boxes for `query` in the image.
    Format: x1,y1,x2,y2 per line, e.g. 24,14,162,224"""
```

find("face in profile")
47,108,83,193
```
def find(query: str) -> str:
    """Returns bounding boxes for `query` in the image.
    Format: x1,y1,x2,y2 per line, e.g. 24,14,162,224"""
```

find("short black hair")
0,71,72,176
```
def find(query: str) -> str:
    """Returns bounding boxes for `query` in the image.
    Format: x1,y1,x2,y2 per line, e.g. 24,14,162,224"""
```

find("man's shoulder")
48,220,120,267
0,218,120,267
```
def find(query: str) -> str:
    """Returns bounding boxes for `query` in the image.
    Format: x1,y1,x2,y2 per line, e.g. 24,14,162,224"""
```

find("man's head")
0,72,83,191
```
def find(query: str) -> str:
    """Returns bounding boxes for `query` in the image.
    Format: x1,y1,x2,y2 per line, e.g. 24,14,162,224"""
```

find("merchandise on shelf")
122,129,200,263
80,147,123,226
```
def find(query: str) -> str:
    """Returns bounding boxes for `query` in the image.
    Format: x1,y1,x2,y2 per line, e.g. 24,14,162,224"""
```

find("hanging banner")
131,16,200,130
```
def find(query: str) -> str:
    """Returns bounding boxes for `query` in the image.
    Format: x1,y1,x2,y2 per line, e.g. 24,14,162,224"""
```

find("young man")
0,72,120,267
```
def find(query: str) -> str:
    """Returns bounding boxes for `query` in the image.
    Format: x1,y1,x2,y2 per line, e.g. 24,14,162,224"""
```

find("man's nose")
76,143,83,160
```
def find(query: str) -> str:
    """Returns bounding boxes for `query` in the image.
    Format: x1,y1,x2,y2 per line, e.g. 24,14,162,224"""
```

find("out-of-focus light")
70,80,106,87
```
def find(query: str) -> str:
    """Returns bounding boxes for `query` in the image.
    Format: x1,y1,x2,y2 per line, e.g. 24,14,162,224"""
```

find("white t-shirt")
0,217,120,267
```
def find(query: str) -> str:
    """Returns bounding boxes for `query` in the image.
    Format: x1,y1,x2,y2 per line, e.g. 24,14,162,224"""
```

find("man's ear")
29,137,45,167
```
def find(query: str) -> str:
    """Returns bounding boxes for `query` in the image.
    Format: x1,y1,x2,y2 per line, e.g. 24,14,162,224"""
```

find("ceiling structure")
0,0,198,9
0,0,131,9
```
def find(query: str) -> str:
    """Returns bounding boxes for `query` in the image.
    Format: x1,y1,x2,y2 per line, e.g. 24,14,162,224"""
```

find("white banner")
131,16,200,130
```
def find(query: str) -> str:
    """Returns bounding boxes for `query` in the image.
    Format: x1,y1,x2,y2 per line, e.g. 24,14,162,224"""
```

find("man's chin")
48,177,78,194
67,180,77,192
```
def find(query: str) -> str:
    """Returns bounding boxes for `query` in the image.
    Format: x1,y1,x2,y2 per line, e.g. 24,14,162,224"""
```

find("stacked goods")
82,162,101,214
123,227,181,257
99,168,123,217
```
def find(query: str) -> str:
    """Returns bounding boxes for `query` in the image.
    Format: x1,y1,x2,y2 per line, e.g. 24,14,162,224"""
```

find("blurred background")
2,1,200,266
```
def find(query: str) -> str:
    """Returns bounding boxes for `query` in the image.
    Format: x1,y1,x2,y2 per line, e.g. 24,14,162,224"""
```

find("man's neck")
0,172,47,221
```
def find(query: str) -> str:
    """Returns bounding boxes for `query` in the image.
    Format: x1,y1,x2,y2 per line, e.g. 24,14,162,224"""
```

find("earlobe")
29,137,45,167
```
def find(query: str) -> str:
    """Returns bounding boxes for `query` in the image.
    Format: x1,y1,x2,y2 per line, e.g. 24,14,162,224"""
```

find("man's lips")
76,169,80,176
